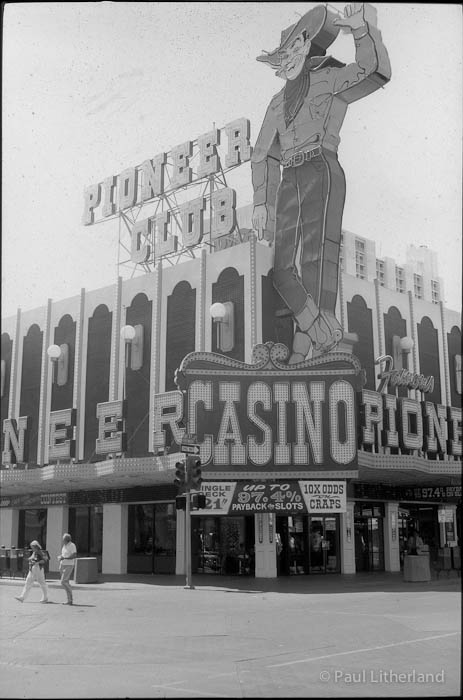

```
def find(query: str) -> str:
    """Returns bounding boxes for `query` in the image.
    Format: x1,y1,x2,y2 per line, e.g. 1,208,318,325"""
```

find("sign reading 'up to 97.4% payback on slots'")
192,481,347,515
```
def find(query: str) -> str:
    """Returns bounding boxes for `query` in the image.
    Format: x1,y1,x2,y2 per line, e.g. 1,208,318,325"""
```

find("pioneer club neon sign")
82,117,252,264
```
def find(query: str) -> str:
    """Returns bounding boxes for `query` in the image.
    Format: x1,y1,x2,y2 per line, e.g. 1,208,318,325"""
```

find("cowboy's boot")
310,311,343,356
290,296,320,363
288,331,312,365
293,296,320,335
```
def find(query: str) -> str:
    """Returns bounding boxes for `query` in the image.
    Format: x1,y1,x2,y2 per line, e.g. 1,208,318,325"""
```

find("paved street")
1,572,460,698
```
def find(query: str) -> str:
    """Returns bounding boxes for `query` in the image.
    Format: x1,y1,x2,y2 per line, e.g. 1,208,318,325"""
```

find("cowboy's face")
277,33,311,80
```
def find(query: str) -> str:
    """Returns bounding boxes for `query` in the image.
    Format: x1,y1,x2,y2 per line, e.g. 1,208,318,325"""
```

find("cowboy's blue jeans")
273,150,346,321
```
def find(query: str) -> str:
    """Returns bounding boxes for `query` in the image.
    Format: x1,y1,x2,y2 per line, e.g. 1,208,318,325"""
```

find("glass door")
128,503,176,574
369,517,384,570
354,516,384,571
128,504,155,573
68,505,103,571
192,516,255,575
153,503,176,574
288,515,308,574
308,516,340,573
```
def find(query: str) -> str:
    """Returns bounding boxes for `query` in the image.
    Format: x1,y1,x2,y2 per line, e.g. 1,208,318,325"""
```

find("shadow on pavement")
3,571,460,595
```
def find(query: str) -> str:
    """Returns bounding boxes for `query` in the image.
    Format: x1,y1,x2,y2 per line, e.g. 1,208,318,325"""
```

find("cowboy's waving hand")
333,3,366,31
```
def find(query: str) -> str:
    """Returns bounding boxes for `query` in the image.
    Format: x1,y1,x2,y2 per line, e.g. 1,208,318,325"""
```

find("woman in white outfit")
15,541,49,603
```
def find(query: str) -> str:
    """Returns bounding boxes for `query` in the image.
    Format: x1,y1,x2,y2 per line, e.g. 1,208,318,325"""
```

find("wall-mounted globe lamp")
47,344,69,385
210,302,234,352
392,335,414,370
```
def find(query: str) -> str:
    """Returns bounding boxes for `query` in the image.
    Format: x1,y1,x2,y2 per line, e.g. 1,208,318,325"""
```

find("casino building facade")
1,217,461,579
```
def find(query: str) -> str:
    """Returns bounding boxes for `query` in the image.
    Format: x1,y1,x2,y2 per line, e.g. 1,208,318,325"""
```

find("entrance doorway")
354,504,384,571
191,516,255,575
127,503,176,574
69,505,103,571
398,505,439,566
276,515,340,575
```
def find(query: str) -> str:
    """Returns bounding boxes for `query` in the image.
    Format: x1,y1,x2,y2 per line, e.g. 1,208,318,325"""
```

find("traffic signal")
174,461,186,490
191,493,206,510
187,456,202,490
176,495,187,510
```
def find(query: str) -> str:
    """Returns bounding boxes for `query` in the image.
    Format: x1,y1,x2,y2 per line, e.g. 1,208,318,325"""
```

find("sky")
2,2,462,319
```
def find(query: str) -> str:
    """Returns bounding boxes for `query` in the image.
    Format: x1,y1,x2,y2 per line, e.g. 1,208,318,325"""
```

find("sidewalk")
1,566,460,594
1,569,461,698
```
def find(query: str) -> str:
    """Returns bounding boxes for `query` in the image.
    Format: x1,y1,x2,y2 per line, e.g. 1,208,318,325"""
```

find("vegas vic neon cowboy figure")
251,3,391,363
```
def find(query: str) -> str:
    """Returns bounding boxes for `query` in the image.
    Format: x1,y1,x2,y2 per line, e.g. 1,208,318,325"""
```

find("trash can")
74,558,98,584
403,553,431,582
451,546,461,571
0,547,8,577
9,547,18,578
437,547,452,571
16,549,24,576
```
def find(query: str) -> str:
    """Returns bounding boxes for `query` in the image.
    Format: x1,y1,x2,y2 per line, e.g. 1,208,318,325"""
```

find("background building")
1,206,461,579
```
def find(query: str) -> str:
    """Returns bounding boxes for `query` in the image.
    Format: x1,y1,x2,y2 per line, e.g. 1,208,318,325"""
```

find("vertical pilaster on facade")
175,510,185,575
37,299,52,466
198,248,207,352
374,278,385,357
439,301,451,406
109,277,123,402
339,271,346,331
8,308,22,419
148,263,163,452
102,503,128,574
383,502,401,572
340,502,355,573
46,506,69,572
73,289,86,461
249,233,257,356
407,291,420,401
407,291,418,374
0,508,19,547
254,513,277,577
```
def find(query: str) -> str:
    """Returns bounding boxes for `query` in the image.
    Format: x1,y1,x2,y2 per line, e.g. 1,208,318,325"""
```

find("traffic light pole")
184,485,195,590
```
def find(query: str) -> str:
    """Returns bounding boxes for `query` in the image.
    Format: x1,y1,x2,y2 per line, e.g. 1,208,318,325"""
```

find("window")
431,280,440,304
413,274,423,299
355,253,366,279
68,505,103,565
395,266,405,293
18,509,47,550
376,259,385,286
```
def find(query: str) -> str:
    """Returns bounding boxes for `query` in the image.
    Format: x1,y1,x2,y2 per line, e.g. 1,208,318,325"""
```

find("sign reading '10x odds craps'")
192,480,347,515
